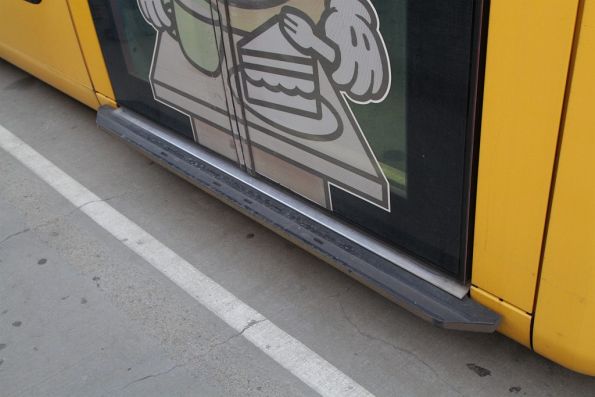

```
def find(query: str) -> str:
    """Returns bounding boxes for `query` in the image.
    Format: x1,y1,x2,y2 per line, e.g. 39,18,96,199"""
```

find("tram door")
91,0,486,280
91,0,249,167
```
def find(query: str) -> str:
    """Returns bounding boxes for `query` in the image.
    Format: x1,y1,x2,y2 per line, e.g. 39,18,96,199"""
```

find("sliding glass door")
90,0,487,281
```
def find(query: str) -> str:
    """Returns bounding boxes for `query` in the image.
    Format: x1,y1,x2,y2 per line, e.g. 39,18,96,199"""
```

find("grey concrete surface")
0,198,220,397
1,58,594,397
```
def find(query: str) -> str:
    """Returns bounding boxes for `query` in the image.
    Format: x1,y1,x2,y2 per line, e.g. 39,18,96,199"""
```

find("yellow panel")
97,93,118,109
471,286,532,348
67,1,116,101
0,0,98,108
0,43,99,109
473,0,579,312
533,0,595,377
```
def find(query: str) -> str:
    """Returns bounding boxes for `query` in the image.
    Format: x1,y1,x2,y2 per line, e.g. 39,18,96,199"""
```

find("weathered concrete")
1,58,594,396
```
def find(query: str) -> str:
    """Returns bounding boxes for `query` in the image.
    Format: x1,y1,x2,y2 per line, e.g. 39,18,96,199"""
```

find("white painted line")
0,124,374,397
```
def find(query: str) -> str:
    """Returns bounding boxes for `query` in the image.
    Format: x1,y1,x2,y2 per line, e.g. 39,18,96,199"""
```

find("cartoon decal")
138,0,393,211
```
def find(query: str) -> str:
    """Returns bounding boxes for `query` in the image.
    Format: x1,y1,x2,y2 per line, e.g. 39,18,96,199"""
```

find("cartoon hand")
138,0,172,31
280,7,337,65
322,0,391,103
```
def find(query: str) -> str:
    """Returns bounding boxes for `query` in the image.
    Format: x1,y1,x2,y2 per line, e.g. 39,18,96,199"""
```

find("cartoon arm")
280,7,337,65
280,0,390,104
138,0,172,31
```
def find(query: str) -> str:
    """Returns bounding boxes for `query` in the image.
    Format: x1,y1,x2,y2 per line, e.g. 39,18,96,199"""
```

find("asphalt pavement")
1,59,594,396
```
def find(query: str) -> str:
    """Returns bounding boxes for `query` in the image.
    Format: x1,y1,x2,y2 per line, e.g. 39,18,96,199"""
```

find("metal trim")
97,106,500,332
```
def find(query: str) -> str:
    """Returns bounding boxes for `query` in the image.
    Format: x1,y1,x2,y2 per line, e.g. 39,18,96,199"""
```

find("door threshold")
97,106,500,332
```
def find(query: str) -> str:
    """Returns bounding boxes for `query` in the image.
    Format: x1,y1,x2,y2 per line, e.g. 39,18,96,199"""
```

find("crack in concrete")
0,228,30,246
0,192,132,250
338,301,463,396
77,192,132,211
77,194,119,211
24,192,132,234
208,318,267,352
120,363,183,390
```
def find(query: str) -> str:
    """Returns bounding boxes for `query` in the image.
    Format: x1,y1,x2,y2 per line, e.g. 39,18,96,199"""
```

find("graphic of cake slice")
238,19,322,119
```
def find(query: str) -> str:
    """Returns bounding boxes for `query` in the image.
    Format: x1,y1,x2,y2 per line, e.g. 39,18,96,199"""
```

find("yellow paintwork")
96,92,118,109
471,287,532,348
0,0,99,109
67,1,116,103
472,0,579,313
533,0,595,376
1,0,594,374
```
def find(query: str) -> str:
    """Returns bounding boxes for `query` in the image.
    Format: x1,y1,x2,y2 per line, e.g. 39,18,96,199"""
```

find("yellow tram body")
1,0,593,375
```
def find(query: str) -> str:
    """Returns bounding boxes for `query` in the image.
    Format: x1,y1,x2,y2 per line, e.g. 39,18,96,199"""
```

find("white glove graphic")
322,0,390,103
280,0,390,104
138,0,172,31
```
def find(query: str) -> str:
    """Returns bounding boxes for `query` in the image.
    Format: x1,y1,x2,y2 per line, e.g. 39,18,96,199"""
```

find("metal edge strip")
97,106,500,332
108,107,469,298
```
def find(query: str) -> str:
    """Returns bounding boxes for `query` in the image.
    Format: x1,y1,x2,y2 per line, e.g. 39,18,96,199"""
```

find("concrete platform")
1,58,594,396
